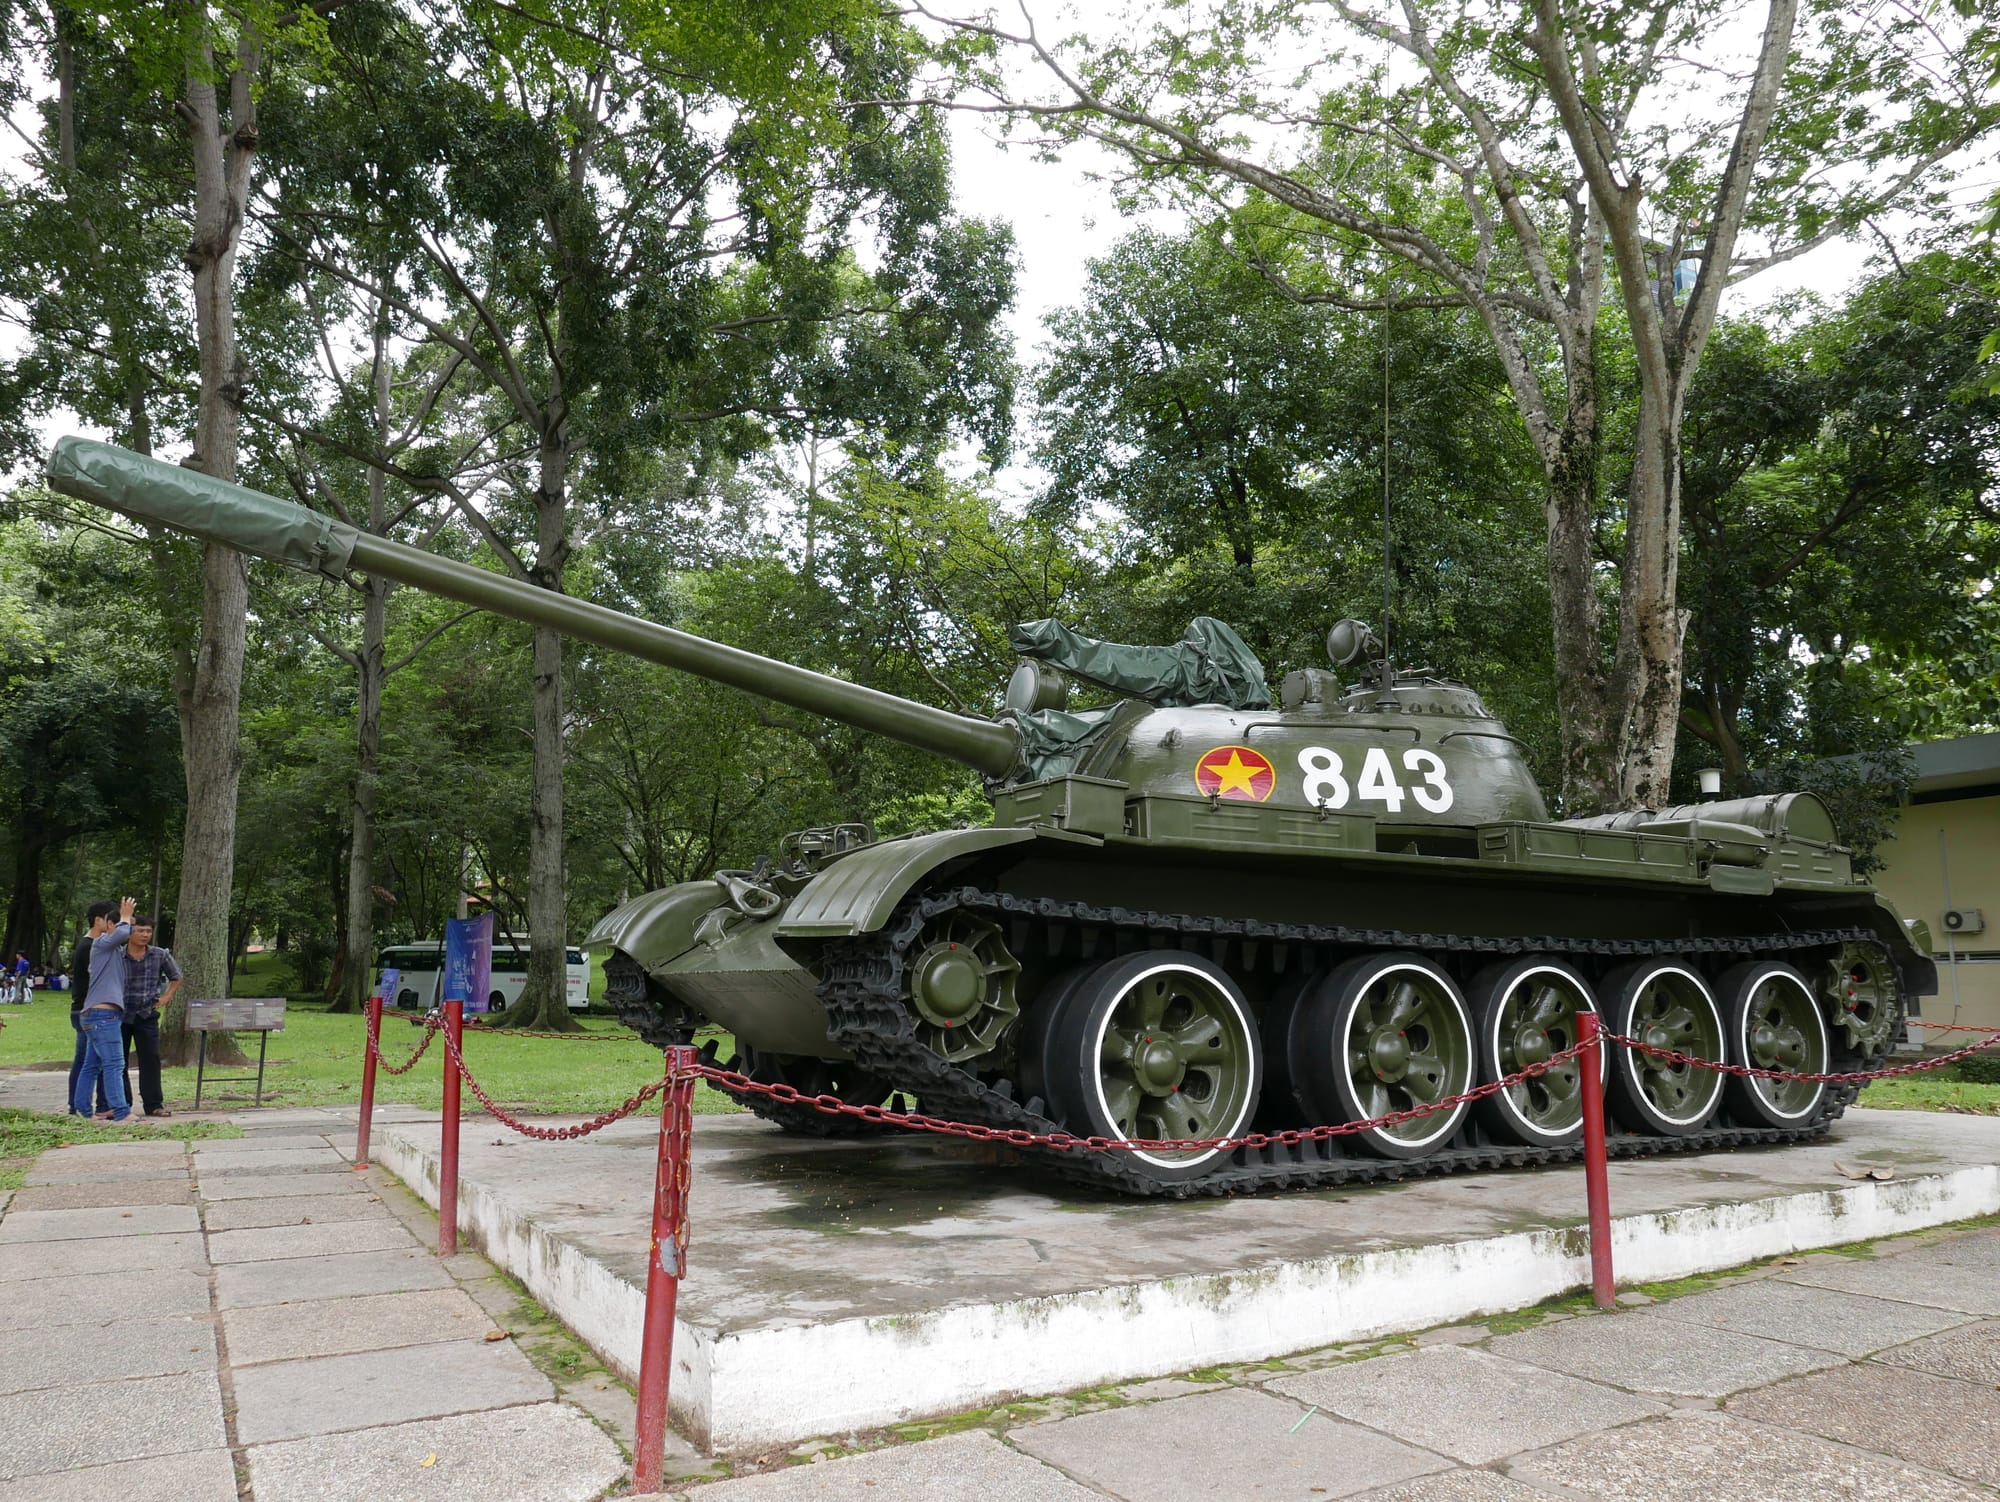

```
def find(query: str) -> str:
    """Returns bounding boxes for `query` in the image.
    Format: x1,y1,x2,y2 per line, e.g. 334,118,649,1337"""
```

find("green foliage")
1954,1053,2000,1087
1036,218,1559,781
1678,245,2000,808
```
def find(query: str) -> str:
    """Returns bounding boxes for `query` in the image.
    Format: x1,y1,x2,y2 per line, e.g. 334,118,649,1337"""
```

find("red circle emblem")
1193,744,1276,802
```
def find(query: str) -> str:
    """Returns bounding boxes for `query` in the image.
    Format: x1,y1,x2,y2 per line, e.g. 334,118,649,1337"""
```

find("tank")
49,437,1936,1197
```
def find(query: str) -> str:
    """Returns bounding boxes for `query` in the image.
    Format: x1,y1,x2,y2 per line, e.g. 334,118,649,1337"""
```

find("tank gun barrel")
46,438,1021,779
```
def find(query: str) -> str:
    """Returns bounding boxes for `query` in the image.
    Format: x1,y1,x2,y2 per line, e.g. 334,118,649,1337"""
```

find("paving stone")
1269,1345,1664,1465
1114,1376,1229,1403
5,1178,192,1211
0,1447,237,1502
245,1400,625,1502
223,1286,492,1365
0,1230,205,1282
1520,1408,1988,1501
0,1370,225,1479
1872,1317,2000,1385
195,1146,349,1175
200,1191,391,1231
29,1141,186,1171
678,1431,1103,1501
1011,1385,1449,1500
1351,1474,1564,1502
1879,1231,2000,1273
1486,1310,1842,1397
0,1268,211,1330
205,1216,418,1264
0,1312,216,1394
1726,1359,2000,1487
215,1247,454,1309
1412,1324,1491,1348
191,1132,333,1153
196,1170,370,1201
1645,1278,1971,1356
231,1334,553,1444
0,1202,199,1242
22,1165,186,1186
1779,1256,2000,1315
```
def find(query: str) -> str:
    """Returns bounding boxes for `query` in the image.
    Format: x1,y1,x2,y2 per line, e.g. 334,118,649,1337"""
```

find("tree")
1679,246,2000,783
3,1,336,1060
1035,218,1559,769
924,0,1999,811
259,0,1017,1026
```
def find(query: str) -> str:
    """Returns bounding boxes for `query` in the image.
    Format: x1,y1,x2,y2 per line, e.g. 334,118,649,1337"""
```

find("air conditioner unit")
1942,908,1986,936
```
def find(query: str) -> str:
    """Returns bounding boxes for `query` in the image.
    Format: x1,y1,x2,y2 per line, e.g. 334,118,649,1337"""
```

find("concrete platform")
369,1106,2000,1453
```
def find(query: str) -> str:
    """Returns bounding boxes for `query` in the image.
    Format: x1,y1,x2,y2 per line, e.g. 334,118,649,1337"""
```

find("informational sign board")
185,998,287,1032
443,913,494,1015
375,966,401,1006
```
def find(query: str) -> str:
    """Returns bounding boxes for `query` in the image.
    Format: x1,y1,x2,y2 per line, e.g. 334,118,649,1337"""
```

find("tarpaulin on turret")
1010,616,1272,710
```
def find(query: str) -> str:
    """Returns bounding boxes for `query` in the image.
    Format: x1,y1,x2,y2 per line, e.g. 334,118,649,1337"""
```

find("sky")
5,8,1992,495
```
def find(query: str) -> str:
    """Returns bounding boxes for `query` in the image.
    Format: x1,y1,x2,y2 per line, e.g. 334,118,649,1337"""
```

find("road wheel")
1602,961,1726,1135
1042,951,1260,1184
1289,952,1476,1160
1470,956,1602,1147
1721,961,1829,1127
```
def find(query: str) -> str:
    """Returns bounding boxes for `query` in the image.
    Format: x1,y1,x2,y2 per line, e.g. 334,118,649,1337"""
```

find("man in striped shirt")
121,916,183,1118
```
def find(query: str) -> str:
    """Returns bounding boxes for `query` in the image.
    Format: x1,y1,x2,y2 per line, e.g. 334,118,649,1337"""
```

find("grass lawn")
1857,1066,2000,1115
0,987,745,1120
0,1108,243,1191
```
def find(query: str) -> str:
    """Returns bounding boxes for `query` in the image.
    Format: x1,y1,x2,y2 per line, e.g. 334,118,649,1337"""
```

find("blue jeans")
68,1007,110,1116
73,1008,131,1120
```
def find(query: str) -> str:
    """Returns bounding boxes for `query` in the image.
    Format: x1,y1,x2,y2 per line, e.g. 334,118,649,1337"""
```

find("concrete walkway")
7,1059,2000,1501
647,1216,2000,1502
0,1099,629,1502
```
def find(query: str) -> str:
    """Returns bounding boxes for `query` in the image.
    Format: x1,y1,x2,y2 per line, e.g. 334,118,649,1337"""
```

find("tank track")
604,951,694,1047
816,886,1891,1200
606,949,891,1136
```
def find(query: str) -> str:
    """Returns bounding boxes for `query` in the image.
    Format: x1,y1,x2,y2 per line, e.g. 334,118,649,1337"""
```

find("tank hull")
598,817,1929,1194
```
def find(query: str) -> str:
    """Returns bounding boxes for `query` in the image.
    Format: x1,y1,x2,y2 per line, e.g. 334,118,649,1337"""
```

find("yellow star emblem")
1208,749,1262,797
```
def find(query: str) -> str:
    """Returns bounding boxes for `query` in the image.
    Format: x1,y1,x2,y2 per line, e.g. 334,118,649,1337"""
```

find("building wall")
1872,793,2000,1033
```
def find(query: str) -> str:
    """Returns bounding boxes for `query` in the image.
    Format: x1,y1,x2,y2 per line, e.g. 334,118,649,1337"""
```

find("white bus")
377,941,591,1013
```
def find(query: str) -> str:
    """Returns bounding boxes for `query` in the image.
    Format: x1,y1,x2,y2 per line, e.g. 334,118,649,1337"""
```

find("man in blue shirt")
66,902,120,1116
73,895,136,1121
120,916,183,1118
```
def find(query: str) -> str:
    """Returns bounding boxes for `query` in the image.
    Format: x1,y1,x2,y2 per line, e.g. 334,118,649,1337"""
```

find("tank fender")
583,881,728,970
1869,893,1939,1000
777,827,1050,939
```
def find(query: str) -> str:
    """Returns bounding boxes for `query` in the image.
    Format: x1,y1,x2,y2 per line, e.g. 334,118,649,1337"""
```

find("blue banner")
375,966,401,1007
443,913,494,1014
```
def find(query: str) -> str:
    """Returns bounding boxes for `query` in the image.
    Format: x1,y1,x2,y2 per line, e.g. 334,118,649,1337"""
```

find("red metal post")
1577,1009,1616,1309
438,1000,464,1258
355,995,382,1169
634,1043,699,1494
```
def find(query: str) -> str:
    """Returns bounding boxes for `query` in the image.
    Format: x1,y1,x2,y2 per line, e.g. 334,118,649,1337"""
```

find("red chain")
1607,1027,2000,1084
690,1039,1597,1153
413,1009,2000,1156
441,1023,669,1140
461,1022,647,1043
368,1018,441,1075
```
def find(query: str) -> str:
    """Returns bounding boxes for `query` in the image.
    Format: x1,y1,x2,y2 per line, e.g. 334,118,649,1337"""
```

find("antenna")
1378,256,1395,701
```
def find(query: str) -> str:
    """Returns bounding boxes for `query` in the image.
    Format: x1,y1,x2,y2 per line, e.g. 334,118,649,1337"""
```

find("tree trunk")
496,433,577,1030
163,42,257,1069
1610,381,1691,810
3,837,50,965
334,324,395,1015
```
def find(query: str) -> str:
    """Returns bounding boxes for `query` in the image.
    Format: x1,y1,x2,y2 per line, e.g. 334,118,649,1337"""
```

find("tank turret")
48,436,1935,1197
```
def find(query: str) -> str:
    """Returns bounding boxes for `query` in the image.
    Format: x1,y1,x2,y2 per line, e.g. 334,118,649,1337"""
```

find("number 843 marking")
1298,745,1454,814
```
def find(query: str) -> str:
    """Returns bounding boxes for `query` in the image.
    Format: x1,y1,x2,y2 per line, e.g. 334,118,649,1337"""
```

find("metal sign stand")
187,998,287,1109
